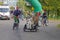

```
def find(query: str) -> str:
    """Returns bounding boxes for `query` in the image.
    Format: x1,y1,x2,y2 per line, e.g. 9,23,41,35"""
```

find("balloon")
26,0,42,13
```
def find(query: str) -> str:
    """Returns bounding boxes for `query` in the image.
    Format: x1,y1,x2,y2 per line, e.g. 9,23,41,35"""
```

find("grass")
57,24,60,28
48,18,60,21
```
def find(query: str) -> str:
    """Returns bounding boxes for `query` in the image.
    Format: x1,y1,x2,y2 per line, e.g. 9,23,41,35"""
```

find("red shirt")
37,12,41,16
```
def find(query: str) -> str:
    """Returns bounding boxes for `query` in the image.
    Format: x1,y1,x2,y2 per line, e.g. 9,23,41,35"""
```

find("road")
0,19,60,40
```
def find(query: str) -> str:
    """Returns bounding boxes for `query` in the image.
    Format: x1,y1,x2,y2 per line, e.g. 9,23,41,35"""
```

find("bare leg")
42,19,46,32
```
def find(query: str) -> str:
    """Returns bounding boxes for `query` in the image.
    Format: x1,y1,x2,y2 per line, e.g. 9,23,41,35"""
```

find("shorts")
43,18,46,24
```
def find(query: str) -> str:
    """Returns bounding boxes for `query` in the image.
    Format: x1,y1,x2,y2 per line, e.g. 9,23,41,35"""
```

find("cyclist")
42,10,48,27
13,6,21,30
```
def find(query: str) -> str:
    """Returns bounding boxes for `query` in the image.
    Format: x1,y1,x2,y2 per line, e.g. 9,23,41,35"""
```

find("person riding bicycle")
42,10,48,26
13,6,21,30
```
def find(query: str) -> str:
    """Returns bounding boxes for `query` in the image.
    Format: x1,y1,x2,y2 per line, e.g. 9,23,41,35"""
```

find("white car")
0,6,10,20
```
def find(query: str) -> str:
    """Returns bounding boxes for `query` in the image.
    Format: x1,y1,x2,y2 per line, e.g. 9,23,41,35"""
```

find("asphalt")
0,19,60,40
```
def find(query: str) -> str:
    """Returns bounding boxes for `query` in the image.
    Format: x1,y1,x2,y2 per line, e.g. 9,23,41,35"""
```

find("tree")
0,2,3,5
17,0,60,18
10,6,15,10
39,0,60,19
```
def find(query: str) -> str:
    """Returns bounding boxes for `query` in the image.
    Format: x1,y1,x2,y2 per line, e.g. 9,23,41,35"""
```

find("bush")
57,24,60,28
0,2,3,5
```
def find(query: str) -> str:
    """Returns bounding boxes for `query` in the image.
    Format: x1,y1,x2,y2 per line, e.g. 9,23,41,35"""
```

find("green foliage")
17,0,32,11
0,2,3,5
17,0,60,19
57,24,60,28
39,0,60,19
10,6,15,10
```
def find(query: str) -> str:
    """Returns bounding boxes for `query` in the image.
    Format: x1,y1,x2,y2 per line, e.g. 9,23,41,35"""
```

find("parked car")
0,6,10,20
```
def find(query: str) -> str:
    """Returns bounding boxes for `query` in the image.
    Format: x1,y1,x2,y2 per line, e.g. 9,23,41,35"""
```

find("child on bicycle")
42,10,48,27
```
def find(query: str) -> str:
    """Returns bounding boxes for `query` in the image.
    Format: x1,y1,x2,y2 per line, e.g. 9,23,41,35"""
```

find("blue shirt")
13,9,21,16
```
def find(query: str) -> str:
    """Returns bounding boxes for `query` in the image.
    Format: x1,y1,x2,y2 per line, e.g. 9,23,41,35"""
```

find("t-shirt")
13,9,21,16
42,13,47,19
37,12,41,16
